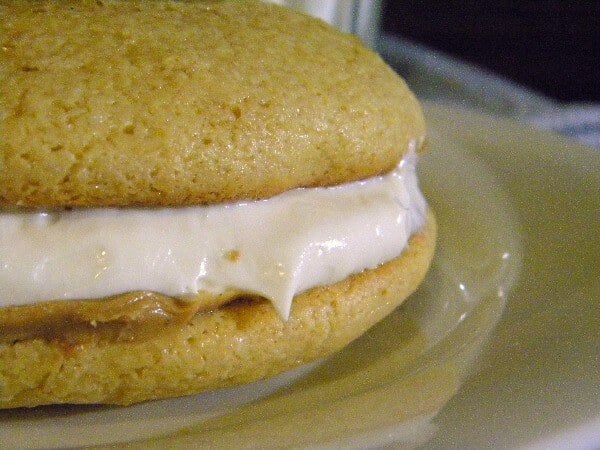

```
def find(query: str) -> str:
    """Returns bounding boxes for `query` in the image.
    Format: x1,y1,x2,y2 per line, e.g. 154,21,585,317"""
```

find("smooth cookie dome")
0,0,425,207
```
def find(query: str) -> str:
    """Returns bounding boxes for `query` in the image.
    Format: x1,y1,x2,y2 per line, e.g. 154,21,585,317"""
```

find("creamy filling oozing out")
0,151,427,319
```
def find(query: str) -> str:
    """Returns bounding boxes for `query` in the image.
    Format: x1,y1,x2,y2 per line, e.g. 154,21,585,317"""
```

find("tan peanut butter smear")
0,290,250,345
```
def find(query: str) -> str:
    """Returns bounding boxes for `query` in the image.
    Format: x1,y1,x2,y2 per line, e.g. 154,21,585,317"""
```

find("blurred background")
382,1,600,103
269,0,600,148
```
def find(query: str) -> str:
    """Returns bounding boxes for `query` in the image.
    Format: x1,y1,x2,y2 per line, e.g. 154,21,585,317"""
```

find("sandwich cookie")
0,0,435,408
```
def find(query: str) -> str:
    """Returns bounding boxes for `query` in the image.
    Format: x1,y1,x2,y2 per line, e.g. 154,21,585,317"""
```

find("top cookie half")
0,0,426,208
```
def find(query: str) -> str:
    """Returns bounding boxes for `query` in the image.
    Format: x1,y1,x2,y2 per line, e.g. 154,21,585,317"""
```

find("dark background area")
381,1,600,103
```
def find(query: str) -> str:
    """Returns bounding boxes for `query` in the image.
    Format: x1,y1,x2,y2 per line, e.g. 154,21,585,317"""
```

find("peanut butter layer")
0,290,247,345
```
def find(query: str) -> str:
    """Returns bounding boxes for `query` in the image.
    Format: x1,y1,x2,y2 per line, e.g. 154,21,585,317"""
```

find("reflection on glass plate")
2,103,598,449
423,103,600,450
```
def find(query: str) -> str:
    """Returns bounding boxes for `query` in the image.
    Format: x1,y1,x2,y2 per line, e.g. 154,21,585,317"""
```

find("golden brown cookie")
0,212,435,408
0,0,425,208
0,1,435,409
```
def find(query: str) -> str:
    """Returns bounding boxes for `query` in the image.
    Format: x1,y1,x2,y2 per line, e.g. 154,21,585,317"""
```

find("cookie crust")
0,0,425,208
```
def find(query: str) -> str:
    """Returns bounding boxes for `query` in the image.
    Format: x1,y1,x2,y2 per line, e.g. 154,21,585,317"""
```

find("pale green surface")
422,103,600,450
2,103,598,449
